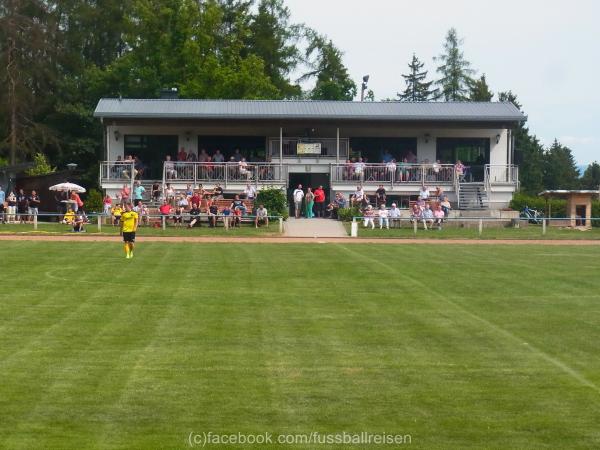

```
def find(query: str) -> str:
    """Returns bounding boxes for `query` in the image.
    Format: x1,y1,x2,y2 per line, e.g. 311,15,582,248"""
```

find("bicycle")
520,205,544,224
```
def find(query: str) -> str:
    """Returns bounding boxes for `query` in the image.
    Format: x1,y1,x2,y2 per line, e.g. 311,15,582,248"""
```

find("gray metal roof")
94,98,526,123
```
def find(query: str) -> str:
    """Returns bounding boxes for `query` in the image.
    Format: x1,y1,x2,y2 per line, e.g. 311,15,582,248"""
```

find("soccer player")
120,203,138,259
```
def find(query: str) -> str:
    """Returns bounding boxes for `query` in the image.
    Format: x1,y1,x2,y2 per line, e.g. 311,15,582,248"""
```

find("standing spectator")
304,187,315,219
353,157,366,180
28,190,40,221
177,147,187,161
232,148,242,162
111,203,123,226
419,185,430,200
335,192,347,209
455,160,465,182
7,191,17,223
172,205,184,227
221,204,231,228
120,184,130,204
410,203,423,228
378,204,389,229
440,196,452,217
213,183,224,199
352,185,364,206
433,204,445,230
422,204,434,230
134,156,145,179
292,184,304,218
164,183,175,204
133,202,150,226
133,181,145,206
389,203,401,228
198,149,209,162
239,158,251,180
208,202,219,227
375,184,386,206
363,205,375,229
151,182,161,202
243,183,256,201
103,194,113,216
213,149,224,163
255,204,269,228
17,189,29,223
313,185,326,218
186,151,198,162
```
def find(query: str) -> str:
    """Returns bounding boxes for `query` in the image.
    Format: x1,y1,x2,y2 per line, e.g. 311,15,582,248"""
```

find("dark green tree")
398,54,438,101
580,162,600,190
301,31,357,101
434,28,475,101
543,139,580,190
470,74,494,101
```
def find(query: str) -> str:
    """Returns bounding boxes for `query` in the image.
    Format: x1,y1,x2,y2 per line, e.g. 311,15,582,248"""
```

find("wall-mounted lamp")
114,130,121,141
495,134,501,144
424,133,431,143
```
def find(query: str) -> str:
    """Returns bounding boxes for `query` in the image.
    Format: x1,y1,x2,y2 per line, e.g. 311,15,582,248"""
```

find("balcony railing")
100,161,136,182
162,162,288,187
485,164,519,184
330,163,456,186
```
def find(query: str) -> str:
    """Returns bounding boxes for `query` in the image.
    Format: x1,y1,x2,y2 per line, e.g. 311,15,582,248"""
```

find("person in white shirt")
255,204,269,227
243,184,256,200
419,185,430,200
378,204,389,229
352,186,364,206
363,205,375,229
353,157,366,179
389,203,401,228
422,204,434,230
164,155,176,179
292,184,304,218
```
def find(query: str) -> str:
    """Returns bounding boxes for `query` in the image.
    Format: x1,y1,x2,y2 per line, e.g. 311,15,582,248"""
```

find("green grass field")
1,242,599,449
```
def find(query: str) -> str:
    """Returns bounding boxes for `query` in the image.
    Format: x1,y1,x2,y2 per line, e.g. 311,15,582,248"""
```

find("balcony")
330,163,457,187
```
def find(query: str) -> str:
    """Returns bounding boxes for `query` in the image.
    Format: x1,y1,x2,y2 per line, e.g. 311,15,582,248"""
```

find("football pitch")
1,241,599,449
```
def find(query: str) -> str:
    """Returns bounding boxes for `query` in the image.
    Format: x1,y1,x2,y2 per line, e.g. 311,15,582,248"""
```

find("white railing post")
33,214,38,230
351,218,358,237
278,217,283,233
478,219,483,236
413,219,417,235
162,215,166,230
542,218,547,235
97,214,101,232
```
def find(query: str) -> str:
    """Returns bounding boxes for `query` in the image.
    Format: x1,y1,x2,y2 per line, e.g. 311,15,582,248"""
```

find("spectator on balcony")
232,148,243,162
389,203,401,228
386,159,396,180
353,157,366,179
432,159,441,178
186,151,198,162
363,205,375,229
133,181,145,206
239,158,251,180
455,160,466,182
344,159,354,180
313,185,326,218
292,184,304,219
165,155,177,179
378,204,389,229
134,156,145,179
440,196,452,217
375,185,386,207
398,157,409,182
419,185,430,200
198,149,209,163
213,149,225,163
177,147,187,162
205,155,214,177
122,155,137,179
406,150,417,164
382,149,393,163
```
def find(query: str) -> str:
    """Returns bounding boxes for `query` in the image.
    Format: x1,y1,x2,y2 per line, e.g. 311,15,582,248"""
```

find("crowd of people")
0,186,41,224
106,182,268,228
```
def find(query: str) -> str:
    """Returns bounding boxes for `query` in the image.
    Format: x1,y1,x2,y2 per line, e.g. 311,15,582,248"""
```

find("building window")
124,135,178,179
436,138,490,165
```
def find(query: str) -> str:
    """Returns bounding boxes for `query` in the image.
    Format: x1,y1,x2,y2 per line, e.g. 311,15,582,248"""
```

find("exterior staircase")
457,182,488,210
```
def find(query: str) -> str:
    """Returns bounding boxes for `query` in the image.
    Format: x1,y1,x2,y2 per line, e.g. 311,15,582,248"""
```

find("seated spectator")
185,184,194,198
232,205,243,227
190,191,201,208
389,203,401,228
410,203,422,227
352,186,364,206
360,194,371,211
208,202,219,228
230,195,245,212
363,205,375,229
111,204,122,226
72,212,85,232
422,204,434,230
172,206,184,227
433,204,445,230
433,186,444,199
419,185,430,200
221,205,231,228
177,193,189,210
134,202,150,226
62,208,75,225
255,204,269,228
335,192,347,209
165,155,177,179
188,204,201,228
416,196,426,210
159,200,172,220
165,183,175,203
378,204,389,229
213,183,224,199
440,196,452,217
375,184,386,206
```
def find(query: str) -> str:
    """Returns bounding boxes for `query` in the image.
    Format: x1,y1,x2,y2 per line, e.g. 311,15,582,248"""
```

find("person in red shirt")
177,147,187,161
159,200,172,225
313,185,326,218
70,191,84,212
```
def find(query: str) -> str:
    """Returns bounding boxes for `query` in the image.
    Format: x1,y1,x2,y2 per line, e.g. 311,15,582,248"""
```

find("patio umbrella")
49,182,86,193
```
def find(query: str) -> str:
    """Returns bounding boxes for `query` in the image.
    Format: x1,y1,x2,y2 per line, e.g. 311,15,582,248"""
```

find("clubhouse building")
94,99,526,209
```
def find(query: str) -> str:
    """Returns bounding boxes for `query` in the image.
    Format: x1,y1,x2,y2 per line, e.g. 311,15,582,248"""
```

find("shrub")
337,206,362,222
25,153,56,176
85,188,104,213
256,187,288,220
509,192,566,217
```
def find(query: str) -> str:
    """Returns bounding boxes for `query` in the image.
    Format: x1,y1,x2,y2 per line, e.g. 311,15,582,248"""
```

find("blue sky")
285,0,599,165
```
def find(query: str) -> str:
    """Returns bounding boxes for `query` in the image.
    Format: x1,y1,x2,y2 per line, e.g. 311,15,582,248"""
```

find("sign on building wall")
297,142,322,155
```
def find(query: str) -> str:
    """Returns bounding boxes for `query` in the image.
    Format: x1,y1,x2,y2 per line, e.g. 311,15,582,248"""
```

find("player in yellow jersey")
120,203,139,259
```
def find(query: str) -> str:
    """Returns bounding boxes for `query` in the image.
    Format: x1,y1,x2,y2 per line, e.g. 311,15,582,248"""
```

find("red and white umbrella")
49,182,86,193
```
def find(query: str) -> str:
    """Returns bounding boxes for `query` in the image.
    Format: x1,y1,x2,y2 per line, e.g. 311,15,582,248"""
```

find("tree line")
0,2,597,193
